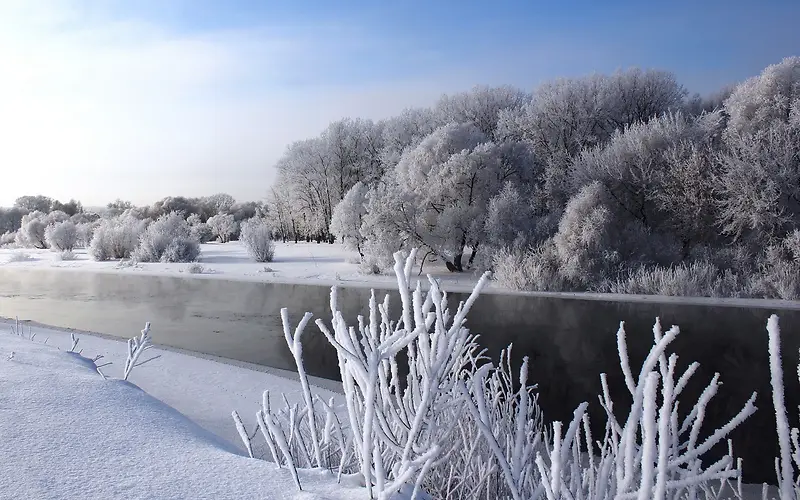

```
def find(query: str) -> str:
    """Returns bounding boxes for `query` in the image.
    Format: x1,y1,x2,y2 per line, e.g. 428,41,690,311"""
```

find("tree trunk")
468,242,480,268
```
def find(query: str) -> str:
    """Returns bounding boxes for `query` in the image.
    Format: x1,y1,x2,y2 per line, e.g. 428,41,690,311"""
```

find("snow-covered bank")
3,241,800,310
0,332,374,500
0,318,343,458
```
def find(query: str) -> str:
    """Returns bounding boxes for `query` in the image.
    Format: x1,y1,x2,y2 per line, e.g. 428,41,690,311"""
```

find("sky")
1,0,798,208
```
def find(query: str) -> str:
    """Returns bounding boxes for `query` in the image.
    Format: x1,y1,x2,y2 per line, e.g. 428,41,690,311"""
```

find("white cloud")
0,1,471,206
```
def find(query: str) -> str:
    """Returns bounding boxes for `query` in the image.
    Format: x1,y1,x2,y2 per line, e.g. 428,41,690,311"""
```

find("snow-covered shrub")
44,220,78,251
160,237,201,263
330,181,368,256
134,212,199,263
599,261,743,298
0,231,16,247
16,211,48,249
239,218,275,263
88,214,147,261
207,213,237,243
56,250,77,261
492,242,570,292
185,263,205,274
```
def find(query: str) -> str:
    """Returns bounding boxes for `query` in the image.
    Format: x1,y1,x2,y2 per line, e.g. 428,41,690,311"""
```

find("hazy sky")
1,0,798,207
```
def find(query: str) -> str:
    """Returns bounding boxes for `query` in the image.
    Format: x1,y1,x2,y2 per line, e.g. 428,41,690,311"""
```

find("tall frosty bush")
88,214,148,261
45,220,78,251
239,217,275,263
134,211,200,263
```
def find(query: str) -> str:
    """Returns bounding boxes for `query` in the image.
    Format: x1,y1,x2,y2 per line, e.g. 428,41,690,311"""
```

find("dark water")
0,268,798,484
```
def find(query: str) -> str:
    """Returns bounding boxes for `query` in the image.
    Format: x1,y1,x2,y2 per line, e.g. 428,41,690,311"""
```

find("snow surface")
0,330,381,500
0,318,342,459
1,240,799,309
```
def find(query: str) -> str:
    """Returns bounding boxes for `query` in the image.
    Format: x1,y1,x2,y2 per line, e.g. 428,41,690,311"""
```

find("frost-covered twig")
123,322,155,381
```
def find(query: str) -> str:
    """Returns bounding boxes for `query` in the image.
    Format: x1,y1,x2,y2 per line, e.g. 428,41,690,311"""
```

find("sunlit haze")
1,0,797,207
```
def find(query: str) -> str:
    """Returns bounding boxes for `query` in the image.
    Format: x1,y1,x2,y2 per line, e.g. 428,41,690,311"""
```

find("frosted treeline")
266,57,800,299
232,249,800,499
0,194,274,264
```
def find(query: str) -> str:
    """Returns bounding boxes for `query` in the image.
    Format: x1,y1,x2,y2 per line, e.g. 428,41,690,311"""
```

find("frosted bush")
0,231,16,247
56,250,77,261
161,237,201,263
134,212,199,263
207,213,237,243
492,242,570,291
239,217,275,262
88,215,147,261
45,220,78,251
185,263,205,274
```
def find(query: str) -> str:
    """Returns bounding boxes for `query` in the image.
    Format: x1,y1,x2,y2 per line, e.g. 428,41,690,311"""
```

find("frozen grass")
237,249,774,499
600,261,746,298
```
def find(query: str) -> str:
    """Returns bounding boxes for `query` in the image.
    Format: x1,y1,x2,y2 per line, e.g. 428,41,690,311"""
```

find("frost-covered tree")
14,195,53,213
206,213,238,243
105,199,134,217
0,207,26,235
379,107,442,169
330,182,369,256
716,120,800,242
724,56,800,136
203,193,236,215
16,211,48,249
239,217,275,262
435,85,530,139
388,123,512,271
45,220,78,251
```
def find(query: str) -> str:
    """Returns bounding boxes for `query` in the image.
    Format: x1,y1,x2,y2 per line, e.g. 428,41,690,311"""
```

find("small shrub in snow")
89,215,147,261
56,250,77,262
185,263,205,274
240,218,275,262
207,213,238,243
123,322,158,381
134,212,200,263
45,220,78,251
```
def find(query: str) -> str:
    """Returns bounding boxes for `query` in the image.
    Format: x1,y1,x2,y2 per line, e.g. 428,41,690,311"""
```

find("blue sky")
0,0,798,206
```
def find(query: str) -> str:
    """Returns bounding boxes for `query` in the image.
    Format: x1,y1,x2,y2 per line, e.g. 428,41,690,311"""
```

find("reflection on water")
0,268,797,484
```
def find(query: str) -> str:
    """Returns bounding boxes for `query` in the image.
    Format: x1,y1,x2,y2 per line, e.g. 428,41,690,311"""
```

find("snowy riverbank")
0,325,379,500
3,240,800,310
